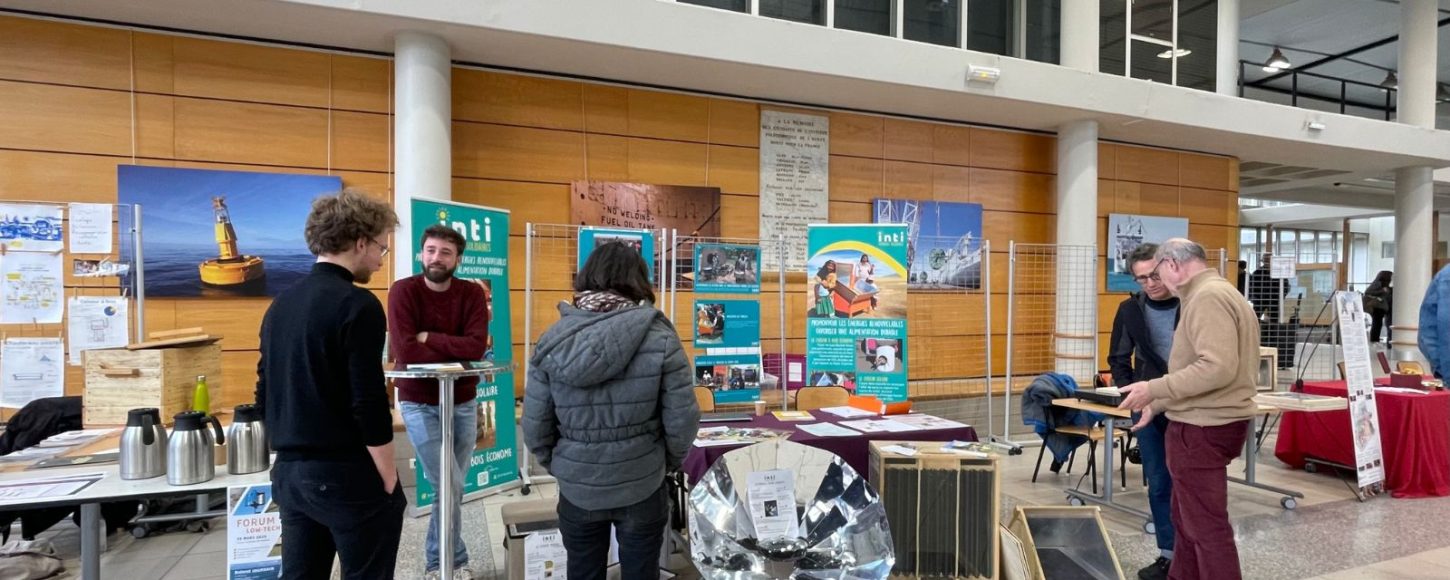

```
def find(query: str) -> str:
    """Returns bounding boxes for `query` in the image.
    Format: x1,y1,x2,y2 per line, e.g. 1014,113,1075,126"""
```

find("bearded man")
388,224,490,579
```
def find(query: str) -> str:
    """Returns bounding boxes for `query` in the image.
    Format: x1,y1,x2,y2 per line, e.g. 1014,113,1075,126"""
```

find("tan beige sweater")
1145,268,1260,426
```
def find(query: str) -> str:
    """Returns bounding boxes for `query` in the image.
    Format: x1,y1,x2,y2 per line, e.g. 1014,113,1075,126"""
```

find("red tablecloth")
1274,380,1450,498
682,414,977,485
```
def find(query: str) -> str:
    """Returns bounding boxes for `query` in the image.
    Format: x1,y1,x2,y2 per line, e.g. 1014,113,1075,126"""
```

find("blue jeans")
1135,410,1175,557
401,400,478,572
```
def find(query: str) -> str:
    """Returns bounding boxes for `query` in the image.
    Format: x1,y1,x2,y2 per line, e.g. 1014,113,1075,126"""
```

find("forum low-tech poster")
409,199,517,507
806,224,909,402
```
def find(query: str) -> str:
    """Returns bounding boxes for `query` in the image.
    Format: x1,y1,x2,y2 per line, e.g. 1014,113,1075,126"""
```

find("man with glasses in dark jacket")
1107,243,1178,580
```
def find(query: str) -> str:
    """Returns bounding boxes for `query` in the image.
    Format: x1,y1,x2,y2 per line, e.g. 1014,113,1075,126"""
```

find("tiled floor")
30,422,1450,579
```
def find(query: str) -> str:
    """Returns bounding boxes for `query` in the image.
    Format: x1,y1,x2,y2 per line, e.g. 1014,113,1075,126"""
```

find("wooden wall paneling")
0,150,123,203
169,37,330,107
1179,154,1234,192
453,123,586,182
972,168,1055,214
0,81,133,156
626,90,710,142
331,55,390,114
969,128,1055,174
1112,181,1141,214
1226,158,1240,192
452,69,584,131
828,112,883,158
1097,144,1117,180
335,170,391,198
1188,224,1234,253
130,33,175,93
0,16,133,89
1137,183,1180,216
829,201,871,223
720,194,761,239
908,293,988,336
583,134,630,181
931,165,971,203
221,350,263,408
1180,187,1234,227
331,111,390,172
1116,145,1180,186
985,253,1010,299
707,99,760,148
452,179,571,236
171,298,271,351
882,118,934,163
625,137,709,186
983,212,1054,245
828,155,883,203
135,94,177,159
707,145,759,195
1098,179,1115,217
932,124,972,167
1098,295,1125,334
171,97,329,167
883,160,933,200
582,85,629,135
508,239,572,292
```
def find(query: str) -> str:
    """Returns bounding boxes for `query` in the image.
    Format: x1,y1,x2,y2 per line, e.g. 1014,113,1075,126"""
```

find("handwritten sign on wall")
570,182,721,238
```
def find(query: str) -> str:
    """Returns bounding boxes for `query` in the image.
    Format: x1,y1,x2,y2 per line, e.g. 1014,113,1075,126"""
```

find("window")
1025,0,1061,64
905,0,961,47
679,0,750,12
967,0,1013,55
1102,0,1217,90
836,0,892,35
761,0,825,24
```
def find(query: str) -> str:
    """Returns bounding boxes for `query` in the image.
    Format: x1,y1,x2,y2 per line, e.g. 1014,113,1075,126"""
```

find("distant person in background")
1364,270,1393,344
1235,260,1247,294
1419,264,1450,378
1246,254,1283,322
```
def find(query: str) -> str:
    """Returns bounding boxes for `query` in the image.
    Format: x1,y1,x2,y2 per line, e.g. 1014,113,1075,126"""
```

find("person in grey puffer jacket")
523,242,699,580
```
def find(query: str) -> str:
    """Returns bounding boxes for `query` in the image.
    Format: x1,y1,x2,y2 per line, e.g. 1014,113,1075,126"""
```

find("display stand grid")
1002,243,1097,447
896,236,996,424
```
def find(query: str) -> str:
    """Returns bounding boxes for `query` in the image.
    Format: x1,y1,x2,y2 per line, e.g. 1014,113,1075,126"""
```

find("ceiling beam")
1248,16,1450,88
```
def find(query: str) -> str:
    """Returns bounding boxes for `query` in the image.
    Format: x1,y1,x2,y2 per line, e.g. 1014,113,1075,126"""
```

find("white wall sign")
66,296,130,365
1334,292,1385,489
759,110,829,271
67,203,113,255
1,338,64,409
1,252,63,324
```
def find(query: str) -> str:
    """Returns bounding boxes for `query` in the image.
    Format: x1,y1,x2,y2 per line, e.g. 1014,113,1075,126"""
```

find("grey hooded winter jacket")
523,302,700,511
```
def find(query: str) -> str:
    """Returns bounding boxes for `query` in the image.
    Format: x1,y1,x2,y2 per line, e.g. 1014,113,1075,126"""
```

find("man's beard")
424,263,455,284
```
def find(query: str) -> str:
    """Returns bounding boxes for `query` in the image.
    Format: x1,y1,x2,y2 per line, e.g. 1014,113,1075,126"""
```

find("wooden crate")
868,441,1000,580
82,344,223,427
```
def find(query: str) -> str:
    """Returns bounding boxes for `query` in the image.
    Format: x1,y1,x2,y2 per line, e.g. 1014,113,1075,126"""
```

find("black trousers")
1370,310,1387,343
558,483,668,580
272,457,407,579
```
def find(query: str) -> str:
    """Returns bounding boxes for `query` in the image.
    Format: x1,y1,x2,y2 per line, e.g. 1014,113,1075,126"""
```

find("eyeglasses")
1133,257,1167,284
368,238,390,257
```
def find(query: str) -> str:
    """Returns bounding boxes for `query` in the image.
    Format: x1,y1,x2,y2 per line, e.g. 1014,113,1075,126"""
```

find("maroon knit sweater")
387,275,490,405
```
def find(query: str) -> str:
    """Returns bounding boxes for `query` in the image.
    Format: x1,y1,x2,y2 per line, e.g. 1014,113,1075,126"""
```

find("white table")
384,364,510,580
0,464,270,580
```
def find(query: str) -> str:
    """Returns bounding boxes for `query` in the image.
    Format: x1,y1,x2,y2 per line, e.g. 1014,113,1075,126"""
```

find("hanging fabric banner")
805,224,909,402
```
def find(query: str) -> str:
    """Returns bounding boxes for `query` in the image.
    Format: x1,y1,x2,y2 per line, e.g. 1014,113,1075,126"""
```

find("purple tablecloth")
682,414,978,485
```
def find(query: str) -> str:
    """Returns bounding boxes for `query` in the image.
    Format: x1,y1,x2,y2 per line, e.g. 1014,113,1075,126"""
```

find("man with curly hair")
256,189,406,579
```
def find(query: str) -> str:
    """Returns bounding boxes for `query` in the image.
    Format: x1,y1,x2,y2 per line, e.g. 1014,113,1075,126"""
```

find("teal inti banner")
805,224,909,402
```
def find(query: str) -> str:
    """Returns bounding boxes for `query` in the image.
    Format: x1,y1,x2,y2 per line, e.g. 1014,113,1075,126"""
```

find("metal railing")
1238,60,1398,121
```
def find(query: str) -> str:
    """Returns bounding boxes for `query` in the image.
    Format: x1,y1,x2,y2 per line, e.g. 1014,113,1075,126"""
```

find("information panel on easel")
805,224,909,402
1334,291,1385,491
691,242,765,405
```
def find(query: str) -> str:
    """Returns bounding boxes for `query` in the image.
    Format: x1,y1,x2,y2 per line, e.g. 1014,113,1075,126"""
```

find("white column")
1056,120,1099,382
393,31,452,279
1216,0,1240,95
1394,0,1437,356
1395,167,1433,353
1060,0,1099,72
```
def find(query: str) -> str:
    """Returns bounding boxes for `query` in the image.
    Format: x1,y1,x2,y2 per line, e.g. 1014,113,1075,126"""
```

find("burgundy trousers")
1165,419,1250,580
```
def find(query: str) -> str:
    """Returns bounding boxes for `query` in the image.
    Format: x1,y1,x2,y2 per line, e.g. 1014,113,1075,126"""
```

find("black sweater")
256,262,393,459
1107,292,1180,388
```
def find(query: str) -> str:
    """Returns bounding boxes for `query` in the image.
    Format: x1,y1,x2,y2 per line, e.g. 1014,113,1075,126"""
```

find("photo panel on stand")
693,300,760,349
576,227,656,280
694,243,762,294
696,354,763,404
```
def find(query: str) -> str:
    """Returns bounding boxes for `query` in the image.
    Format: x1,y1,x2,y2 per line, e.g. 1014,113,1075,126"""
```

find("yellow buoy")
199,196,265,286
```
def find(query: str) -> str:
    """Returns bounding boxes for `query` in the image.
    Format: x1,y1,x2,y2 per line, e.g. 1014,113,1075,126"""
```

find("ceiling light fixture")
1263,47,1292,72
1380,71,1398,89
1157,48,1192,59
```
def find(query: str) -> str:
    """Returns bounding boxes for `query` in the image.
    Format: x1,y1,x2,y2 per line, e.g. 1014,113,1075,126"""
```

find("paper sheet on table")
795,423,862,437
0,253,63,324
1,338,64,408
67,203,112,254
524,529,568,580
747,469,799,541
892,414,971,430
0,472,104,502
838,419,920,433
1376,386,1427,394
66,296,129,365
819,406,876,418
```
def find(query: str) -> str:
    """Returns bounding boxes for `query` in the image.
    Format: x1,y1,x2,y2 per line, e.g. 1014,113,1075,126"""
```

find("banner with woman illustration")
805,224,909,402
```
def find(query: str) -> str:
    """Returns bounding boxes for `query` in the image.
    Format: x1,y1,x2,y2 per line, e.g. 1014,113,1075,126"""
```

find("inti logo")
877,230,905,245
436,209,493,244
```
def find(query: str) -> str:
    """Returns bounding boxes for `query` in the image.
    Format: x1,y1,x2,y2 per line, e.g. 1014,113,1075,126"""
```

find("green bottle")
193,375,210,414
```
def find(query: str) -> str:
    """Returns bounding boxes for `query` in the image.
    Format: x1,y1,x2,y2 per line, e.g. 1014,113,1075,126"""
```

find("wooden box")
868,441,1000,579
82,344,223,426
1008,506,1124,580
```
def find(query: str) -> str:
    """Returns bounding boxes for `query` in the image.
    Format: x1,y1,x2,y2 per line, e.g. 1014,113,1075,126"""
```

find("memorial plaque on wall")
570,181,721,237
760,110,829,271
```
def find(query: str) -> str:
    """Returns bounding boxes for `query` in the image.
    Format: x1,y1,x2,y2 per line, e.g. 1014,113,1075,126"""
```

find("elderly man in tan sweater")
1118,238,1258,580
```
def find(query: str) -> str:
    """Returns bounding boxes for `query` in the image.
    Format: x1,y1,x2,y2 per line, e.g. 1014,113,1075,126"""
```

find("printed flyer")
805,224,909,402
227,484,282,580
409,199,518,506
692,299,760,349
